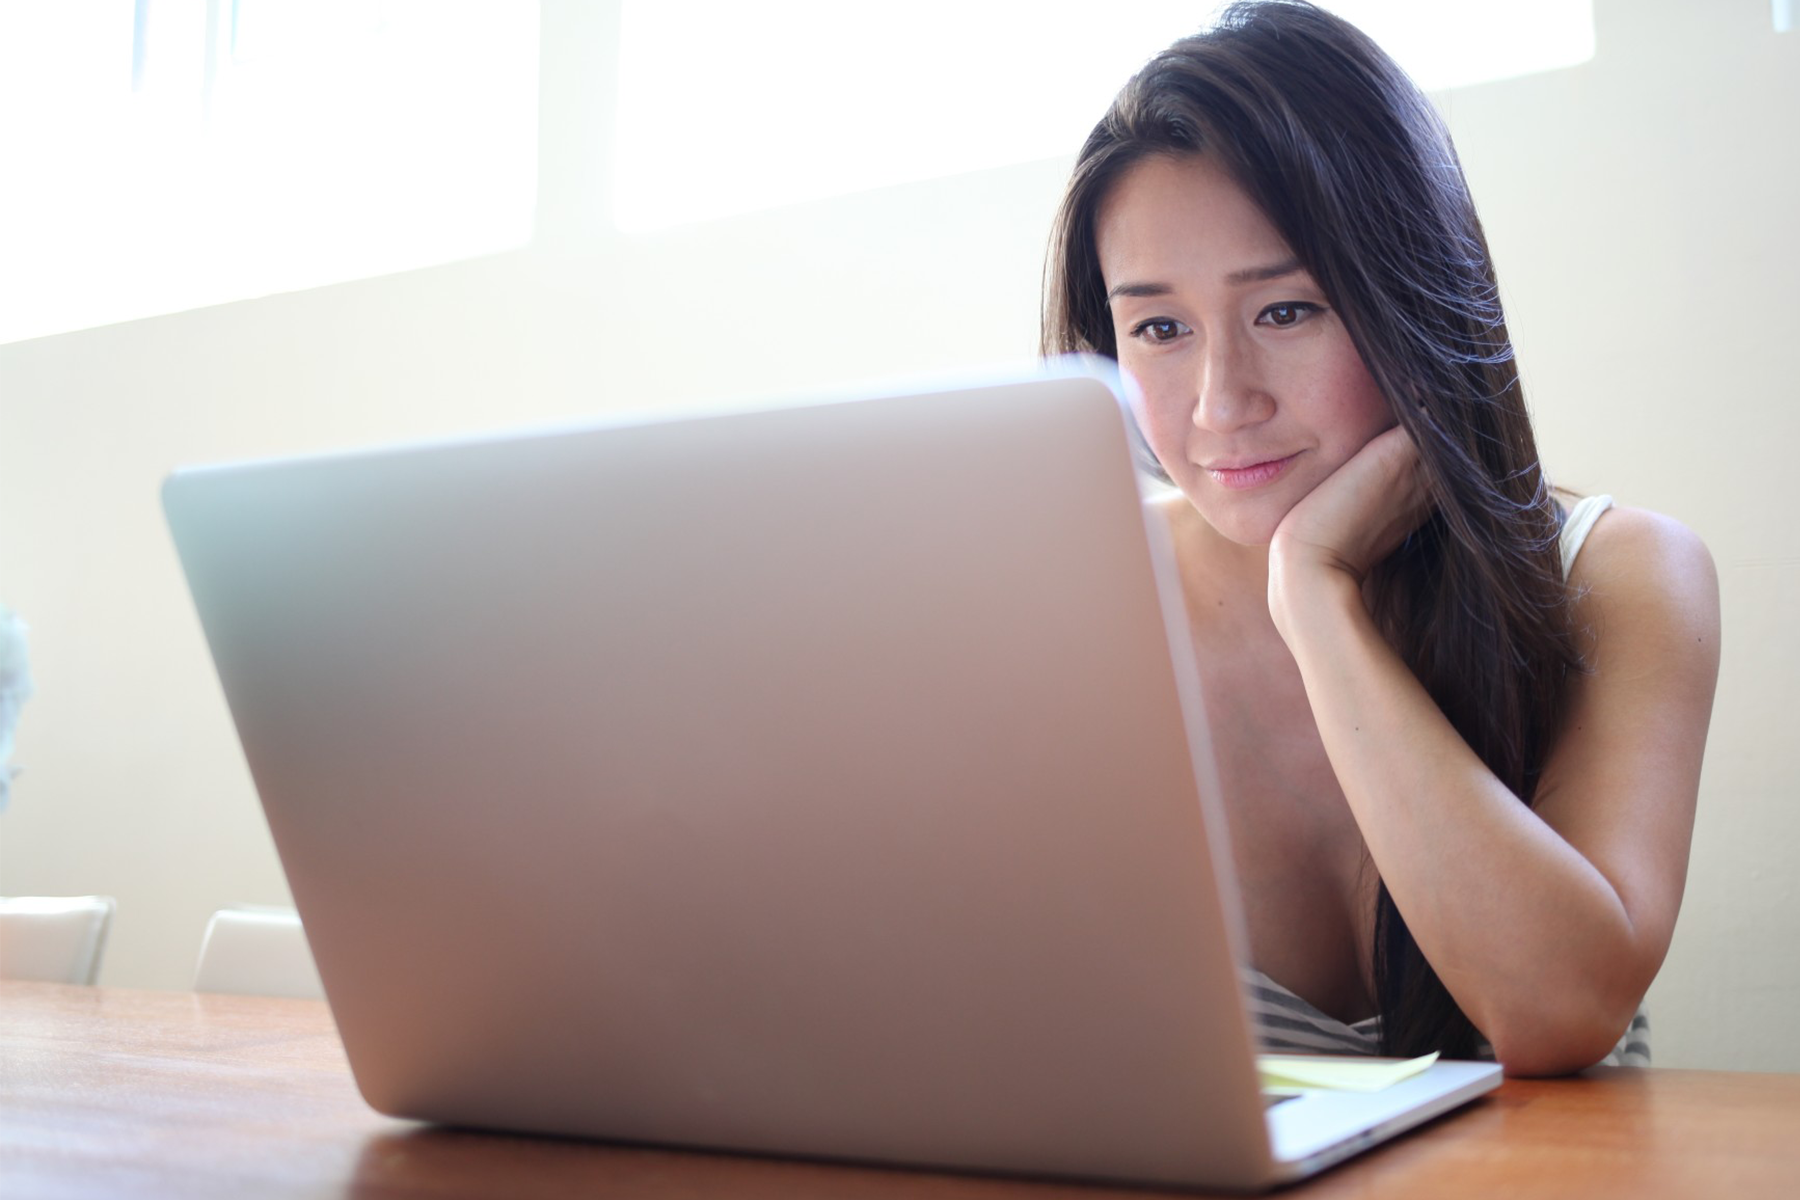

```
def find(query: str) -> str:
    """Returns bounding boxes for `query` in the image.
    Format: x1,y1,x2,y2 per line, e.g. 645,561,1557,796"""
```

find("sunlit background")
615,0,1596,231
1,0,1604,344
0,0,540,346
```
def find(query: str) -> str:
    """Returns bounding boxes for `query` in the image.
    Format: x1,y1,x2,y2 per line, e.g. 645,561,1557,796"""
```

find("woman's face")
1095,153,1394,547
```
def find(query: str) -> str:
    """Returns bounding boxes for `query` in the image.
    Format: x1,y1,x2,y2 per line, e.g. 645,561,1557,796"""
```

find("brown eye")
1131,318,1188,343
1258,302,1319,328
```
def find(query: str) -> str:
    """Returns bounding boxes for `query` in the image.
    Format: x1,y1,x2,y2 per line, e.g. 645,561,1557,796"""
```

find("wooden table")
5,981,1799,1199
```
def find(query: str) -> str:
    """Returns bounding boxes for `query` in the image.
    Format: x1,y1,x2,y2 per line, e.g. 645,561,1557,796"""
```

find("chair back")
193,906,326,999
0,895,117,984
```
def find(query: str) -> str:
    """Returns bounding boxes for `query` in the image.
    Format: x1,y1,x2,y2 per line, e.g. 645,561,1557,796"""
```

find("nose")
1192,331,1274,434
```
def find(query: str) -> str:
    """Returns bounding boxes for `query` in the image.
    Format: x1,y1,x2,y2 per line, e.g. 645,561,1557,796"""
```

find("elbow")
1469,932,1659,1077
1483,993,1641,1077
1491,1034,1618,1078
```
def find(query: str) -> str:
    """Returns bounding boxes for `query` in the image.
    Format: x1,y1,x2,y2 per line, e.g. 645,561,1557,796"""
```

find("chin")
1209,516,1281,548
1177,487,1287,549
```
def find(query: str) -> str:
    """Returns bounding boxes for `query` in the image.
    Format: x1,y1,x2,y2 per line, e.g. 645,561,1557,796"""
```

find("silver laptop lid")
163,362,1277,1188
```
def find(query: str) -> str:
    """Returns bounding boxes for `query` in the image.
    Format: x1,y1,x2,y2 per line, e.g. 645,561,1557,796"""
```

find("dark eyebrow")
1106,281,1173,302
1106,259,1305,303
1225,258,1304,286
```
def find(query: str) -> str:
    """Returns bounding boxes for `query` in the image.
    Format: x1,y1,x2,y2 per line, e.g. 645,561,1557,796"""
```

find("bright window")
0,1,540,346
613,0,1595,233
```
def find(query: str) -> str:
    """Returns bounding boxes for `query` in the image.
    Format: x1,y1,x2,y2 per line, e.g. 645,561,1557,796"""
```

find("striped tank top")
1244,494,1652,1067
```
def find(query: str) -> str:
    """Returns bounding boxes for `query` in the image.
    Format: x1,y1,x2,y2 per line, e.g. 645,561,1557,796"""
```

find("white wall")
1,0,1794,1071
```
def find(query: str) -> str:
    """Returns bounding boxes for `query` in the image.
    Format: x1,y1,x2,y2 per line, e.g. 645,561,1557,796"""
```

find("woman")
1043,0,1719,1075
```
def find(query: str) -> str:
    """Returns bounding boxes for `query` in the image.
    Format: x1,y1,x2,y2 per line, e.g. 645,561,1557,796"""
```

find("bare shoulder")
1571,504,1714,586
1576,503,1713,618
1567,504,1720,654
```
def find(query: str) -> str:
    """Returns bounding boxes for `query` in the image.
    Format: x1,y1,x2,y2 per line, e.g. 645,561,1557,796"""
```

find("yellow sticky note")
1257,1052,1440,1094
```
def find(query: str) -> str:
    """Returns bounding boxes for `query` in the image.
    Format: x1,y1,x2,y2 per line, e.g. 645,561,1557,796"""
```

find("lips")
1202,453,1300,491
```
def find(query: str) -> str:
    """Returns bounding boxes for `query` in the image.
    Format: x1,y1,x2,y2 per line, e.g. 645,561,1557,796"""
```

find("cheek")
1119,364,1191,470
1144,396,1204,482
1318,350,1394,446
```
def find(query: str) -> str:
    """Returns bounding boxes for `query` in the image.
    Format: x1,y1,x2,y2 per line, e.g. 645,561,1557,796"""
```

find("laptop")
162,359,1499,1191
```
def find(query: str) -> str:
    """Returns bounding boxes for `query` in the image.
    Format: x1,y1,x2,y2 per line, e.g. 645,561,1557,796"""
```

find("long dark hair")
1043,0,1581,1057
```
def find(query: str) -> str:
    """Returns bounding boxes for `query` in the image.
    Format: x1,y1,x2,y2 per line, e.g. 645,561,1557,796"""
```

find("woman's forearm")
1270,568,1651,1073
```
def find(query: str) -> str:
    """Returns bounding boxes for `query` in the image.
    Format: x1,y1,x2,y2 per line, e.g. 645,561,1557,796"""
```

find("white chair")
192,906,326,1000
0,895,117,984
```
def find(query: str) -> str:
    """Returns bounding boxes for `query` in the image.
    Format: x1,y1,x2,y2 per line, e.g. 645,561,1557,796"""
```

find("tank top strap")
1559,494,1614,578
